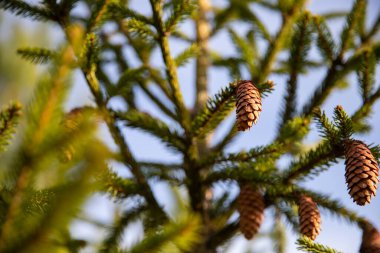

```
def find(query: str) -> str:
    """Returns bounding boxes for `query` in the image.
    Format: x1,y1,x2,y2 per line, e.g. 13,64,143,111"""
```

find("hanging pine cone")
298,195,321,240
235,80,262,131
237,184,265,239
359,220,380,253
344,139,379,206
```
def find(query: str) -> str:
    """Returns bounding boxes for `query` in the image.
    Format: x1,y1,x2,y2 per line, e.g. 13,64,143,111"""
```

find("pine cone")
298,195,321,240
237,184,265,239
236,80,262,131
344,139,379,206
359,220,380,253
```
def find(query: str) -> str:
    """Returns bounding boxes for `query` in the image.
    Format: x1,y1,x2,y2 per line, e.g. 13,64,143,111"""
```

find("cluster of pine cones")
237,185,322,241
235,80,380,241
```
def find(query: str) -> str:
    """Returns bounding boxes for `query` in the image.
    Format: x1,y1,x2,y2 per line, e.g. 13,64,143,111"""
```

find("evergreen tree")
0,0,380,252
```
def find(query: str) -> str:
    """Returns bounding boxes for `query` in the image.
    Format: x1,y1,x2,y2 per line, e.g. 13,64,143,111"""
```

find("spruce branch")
320,11,348,20
339,0,366,57
174,43,200,67
123,18,157,39
357,48,376,102
210,122,238,152
101,168,141,199
192,83,236,138
17,47,55,64
100,205,148,253
228,28,258,78
108,3,153,25
211,4,237,36
211,55,244,79
126,214,202,253
116,110,186,152
282,141,339,184
237,3,271,42
201,142,284,168
279,12,313,129
87,0,112,31
0,0,54,21
59,22,168,224
302,41,380,117
297,236,343,253
362,11,380,43
165,0,195,33
333,105,353,140
255,0,307,84
313,16,336,62
206,221,239,249
0,102,22,152
351,85,380,130
313,108,339,141
150,0,191,133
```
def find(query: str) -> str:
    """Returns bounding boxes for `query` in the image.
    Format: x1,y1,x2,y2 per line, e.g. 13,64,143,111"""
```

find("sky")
1,0,380,252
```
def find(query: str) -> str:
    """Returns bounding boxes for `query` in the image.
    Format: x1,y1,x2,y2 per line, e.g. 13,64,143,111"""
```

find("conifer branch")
238,3,271,42
351,85,380,129
175,44,200,67
282,141,339,184
357,48,376,102
192,83,236,138
100,205,148,252
59,23,168,224
207,221,239,249
0,0,54,21
362,11,380,43
108,3,153,25
123,18,157,39
87,0,112,31
101,169,141,199
302,41,380,116
138,84,177,120
126,214,202,253
116,110,186,152
210,122,238,152
255,0,307,84
110,25,177,119
297,236,342,253
228,28,258,77
150,0,191,133
201,142,283,167
279,12,312,129
333,105,353,140
0,102,22,152
338,0,366,58
313,108,339,140
313,16,336,62
165,0,195,33
17,47,55,64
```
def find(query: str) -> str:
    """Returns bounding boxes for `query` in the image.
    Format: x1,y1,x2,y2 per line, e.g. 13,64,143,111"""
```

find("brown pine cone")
298,195,321,240
359,220,380,253
235,80,262,131
344,139,379,206
237,184,265,239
